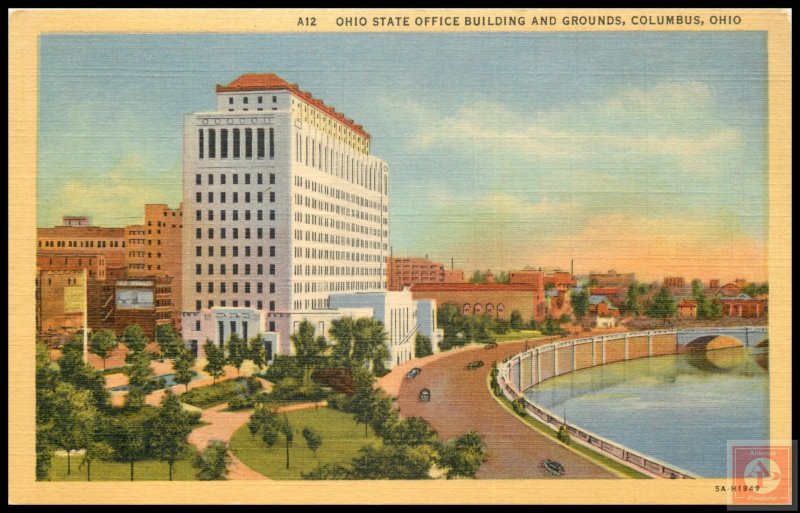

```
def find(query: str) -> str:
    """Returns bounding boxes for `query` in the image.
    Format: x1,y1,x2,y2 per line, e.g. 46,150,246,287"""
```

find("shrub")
326,393,349,411
227,395,254,411
264,356,303,381
184,410,202,425
557,426,571,445
180,379,248,408
512,398,528,417
245,376,263,394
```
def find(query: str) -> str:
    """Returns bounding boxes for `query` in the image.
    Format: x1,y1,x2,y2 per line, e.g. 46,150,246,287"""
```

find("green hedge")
179,377,261,408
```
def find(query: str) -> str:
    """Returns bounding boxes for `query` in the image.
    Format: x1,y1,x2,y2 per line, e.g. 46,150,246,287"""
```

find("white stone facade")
182,75,389,354
182,308,267,359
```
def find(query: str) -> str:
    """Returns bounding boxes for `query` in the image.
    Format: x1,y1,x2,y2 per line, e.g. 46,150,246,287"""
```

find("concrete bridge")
677,326,768,348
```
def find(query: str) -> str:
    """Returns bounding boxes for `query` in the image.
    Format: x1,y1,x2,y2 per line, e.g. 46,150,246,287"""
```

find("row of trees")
87,324,183,370
36,339,199,481
201,333,269,384
468,270,510,284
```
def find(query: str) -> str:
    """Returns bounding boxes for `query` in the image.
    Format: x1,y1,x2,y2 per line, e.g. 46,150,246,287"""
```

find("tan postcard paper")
9,8,793,505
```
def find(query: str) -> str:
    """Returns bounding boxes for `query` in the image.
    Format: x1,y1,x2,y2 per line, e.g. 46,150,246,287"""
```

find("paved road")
390,340,617,479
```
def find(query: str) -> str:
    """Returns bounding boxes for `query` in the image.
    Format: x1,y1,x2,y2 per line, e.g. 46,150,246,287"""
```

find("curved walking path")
188,400,327,480
381,339,618,479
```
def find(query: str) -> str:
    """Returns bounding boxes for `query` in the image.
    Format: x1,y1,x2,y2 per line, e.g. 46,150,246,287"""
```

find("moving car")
484,342,498,349
466,360,484,370
406,367,422,379
542,459,565,476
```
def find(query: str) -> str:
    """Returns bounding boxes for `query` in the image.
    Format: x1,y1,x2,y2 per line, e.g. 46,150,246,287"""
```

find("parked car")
466,360,484,370
406,367,421,379
542,459,565,476
484,342,498,349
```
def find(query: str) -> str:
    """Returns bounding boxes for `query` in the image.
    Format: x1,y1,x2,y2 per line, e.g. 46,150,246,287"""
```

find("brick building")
113,276,173,339
719,294,768,318
125,225,146,274
589,269,636,289
410,271,545,322
37,217,127,268
140,204,183,325
387,257,445,291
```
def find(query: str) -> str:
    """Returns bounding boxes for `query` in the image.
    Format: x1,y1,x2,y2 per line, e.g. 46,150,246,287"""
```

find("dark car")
484,342,498,349
542,459,565,476
406,368,422,379
467,360,484,370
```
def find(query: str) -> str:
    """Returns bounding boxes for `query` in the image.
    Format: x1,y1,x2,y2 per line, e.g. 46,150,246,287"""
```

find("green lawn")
229,407,379,480
49,454,197,481
491,330,544,343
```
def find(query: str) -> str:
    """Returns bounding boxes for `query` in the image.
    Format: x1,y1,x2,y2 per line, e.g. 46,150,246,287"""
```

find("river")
524,347,769,477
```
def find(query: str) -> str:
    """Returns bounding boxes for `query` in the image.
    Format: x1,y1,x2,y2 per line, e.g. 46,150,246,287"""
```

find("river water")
524,347,769,477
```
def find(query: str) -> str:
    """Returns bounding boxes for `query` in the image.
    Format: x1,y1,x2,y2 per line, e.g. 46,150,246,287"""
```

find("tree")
414,333,433,358
193,440,231,480
350,445,434,479
57,340,110,410
570,289,589,322
438,431,486,479
79,441,113,481
366,321,390,374
121,324,149,356
109,416,146,481
385,417,437,447
124,350,155,409
249,334,268,372
226,332,248,379
89,329,117,370
329,317,356,367
36,341,58,480
290,320,328,384
36,425,53,481
281,417,294,469
495,271,510,284
302,427,322,458
173,348,196,392
262,424,279,452
51,383,96,476
203,341,227,385
647,286,677,324
155,323,182,360
509,310,524,331
468,270,486,284
302,462,353,480
148,391,192,480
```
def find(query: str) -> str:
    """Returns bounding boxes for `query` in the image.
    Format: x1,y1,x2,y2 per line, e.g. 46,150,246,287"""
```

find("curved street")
383,339,618,479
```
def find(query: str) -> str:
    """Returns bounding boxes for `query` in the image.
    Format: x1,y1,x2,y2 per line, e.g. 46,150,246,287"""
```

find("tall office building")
182,74,389,353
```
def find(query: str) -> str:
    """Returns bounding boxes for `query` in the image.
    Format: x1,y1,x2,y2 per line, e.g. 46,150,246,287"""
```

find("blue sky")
38,32,768,280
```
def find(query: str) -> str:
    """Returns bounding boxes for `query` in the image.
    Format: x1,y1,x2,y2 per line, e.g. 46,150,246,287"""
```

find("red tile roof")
589,287,621,295
216,73,370,140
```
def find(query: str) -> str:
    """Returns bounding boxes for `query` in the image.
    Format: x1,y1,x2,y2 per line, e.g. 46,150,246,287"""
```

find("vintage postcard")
9,8,793,506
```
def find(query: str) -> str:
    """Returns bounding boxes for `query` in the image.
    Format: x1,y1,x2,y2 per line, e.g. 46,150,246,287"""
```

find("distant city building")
677,298,698,318
36,269,86,334
410,272,545,323
61,215,91,227
38,217,127,268
125,225,146,274
387,257,445,291
443,269,465,283
113,276,173,339
182,73,389,354
543,271,577,290
719,294,767,318
663,276,685,287
589,269,636,289
589,287,624,307
588,295,619,318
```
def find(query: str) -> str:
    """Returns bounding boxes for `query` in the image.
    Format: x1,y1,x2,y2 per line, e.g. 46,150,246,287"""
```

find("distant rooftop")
216,73,370,139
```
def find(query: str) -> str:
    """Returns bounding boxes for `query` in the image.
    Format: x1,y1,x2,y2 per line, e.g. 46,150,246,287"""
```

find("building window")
258,96,262,103
209,300,214,309
195,246,202,257
220,210,226,221
257,210,263,221
208,282,214,293
245,228,251,239
208,192,214,203
198,129,204,159
220,264,226,275
257,192,263,203
233,192,238,203
195,228,201,239
257,283,263,293
245,282,251,293
273,95,277,103
208,129,216,159
269,301,275,312
233,264,239,275
269,264,275,275
221,228,227,239
220,282,226,293
268,320,274,330
269,128,274,158
269,191,275,202
195,173,201,185
208,210,214,221
245,264,251,275
270,246,275,257
245,128,253,159
245,173,251,185
245,210,251,221
208,246,214,257
196,300,201,311
257,264,263,275
195,264,201,275
243,97,248,104
257,228,263,239
269,228,275,239
195,192,202,203
233,129,240,158
269,173,275,184
233,246,238,257
208,173,214,185
233,173,238,185
269,210,275,221
208,264,214,275
221,173,226,185
196,210,201,221
257,173,263,185
257,128,265,159
258,246,263,257
270,283,275,293
208,228,214,239
221,129,228,158
245,192,251,203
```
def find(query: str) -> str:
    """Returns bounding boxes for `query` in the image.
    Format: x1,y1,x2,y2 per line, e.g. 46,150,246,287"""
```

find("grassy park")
229,407,379,479
49,454,197,481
